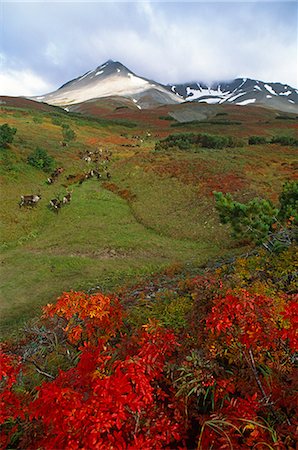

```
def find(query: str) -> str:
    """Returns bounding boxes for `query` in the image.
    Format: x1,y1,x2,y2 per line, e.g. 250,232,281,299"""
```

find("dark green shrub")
51,117,63,126
248,136,267,145
214,191,278,243
271,135,298,146
275,115,297,121
278,181,298,225
0,123,17,148
214,182,298,247
27,147,55,172
198,133,229,149
155,132,244,152
159,115,176,121
61,124,76,143
155,133,197,152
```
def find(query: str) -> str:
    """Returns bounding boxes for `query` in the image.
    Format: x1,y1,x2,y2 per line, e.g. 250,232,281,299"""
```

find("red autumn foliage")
28,323,186,449
0,277,297,449
44,291,123,345
205,289,280,349
0,352,25,448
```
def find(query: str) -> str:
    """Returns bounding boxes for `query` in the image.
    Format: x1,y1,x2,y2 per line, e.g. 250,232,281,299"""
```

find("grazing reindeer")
78,169,95,185
19,194,41,208
66,174,76,181
47,167,64,184
49,197,62,213
62,189,73,204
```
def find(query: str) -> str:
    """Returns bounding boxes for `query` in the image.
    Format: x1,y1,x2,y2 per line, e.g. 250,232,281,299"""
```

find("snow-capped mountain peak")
37,60,183,108
34,61,297,113
168,78,298,112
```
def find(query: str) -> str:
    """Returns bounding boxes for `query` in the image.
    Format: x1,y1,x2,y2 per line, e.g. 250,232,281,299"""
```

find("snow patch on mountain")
198,97,222,104
236,98,256,105
80,71,92,81
264,84,277,95
227,92,246,102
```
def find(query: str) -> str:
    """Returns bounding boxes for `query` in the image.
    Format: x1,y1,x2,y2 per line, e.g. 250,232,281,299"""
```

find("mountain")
168,78,298,113
35,60,183,109
34,60,298,113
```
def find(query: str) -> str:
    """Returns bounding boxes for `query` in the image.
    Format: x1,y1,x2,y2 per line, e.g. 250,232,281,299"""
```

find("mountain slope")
169,78,298,113
36,60,183,109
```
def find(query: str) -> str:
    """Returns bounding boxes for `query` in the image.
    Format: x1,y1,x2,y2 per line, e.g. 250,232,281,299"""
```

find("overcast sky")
0,1,297,96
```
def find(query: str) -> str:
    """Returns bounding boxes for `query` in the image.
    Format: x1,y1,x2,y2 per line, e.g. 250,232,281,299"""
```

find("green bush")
214,191,278,243
214,182,298,247
248,135,267,145
61,124,76,143
198,133,229,149
155,133,197,152
159,115,176,121
0,123,17,148
271,135,298,146
155,132,245,152
51,117,63,126
27,147,55,172
278,181,298,225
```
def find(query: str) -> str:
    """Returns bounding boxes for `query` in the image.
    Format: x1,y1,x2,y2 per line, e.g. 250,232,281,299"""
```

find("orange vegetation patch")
202,172,246,196
145,159,208,184
102,182,136,202
145,159,246,195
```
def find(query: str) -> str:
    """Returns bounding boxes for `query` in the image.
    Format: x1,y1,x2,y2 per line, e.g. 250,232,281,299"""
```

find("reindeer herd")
19,148,112,213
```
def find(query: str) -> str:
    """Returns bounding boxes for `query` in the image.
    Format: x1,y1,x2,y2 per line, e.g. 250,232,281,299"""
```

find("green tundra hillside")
0,99,297,336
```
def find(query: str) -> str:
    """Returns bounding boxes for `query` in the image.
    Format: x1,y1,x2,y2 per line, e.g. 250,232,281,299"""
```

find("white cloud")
45,42,63,66
0,68,54,96
1,1,297,93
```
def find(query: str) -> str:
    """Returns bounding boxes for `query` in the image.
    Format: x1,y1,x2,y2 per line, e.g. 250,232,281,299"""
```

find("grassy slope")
0,104,297,337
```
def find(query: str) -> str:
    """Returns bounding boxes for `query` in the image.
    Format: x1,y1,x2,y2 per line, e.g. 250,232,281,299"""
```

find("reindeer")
62,189,73,204
47,167,64,184
19,194,41,208
93,169,102,180
49,197,62,213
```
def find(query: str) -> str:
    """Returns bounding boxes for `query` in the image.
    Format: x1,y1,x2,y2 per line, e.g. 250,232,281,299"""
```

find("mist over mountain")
34,60,298,114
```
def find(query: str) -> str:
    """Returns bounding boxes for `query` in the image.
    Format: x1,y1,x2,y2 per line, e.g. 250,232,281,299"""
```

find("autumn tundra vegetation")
0,101,297,448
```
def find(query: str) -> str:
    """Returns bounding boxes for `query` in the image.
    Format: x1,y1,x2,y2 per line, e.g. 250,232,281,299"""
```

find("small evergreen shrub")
198,133,229,149
61,124,76,143
27,147,55,172
51,117,63,126
271,135,298,146
155,132,244,152
278,181,298,225
155,133,196,152
0,123,17,148
159,115,176,121
248,136,267,145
